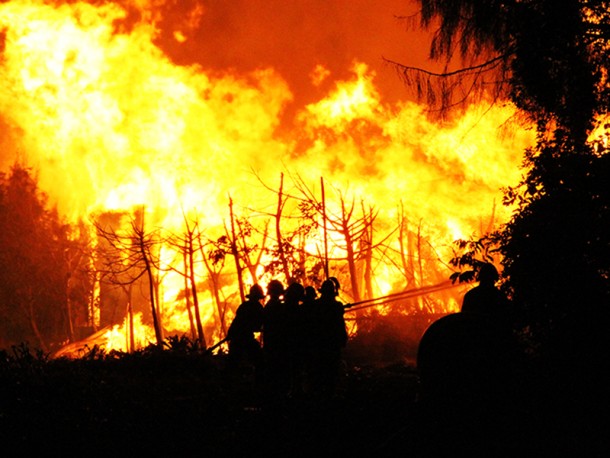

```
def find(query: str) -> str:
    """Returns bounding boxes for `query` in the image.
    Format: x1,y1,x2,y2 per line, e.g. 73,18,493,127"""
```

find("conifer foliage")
413,0,610,337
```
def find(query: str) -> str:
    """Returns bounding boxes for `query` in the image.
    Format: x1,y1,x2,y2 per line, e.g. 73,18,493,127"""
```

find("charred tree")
227,197,246,303
253,172,322,286
165,216,207,348
199,234,232,341
225,205,269,296
93,208,164,348
288,174,386,302
274,173,292,283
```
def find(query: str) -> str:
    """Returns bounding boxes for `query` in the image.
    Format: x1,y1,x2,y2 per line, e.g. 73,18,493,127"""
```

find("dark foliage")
0,165,74,351
0,341,422,455
1,338,608,456
500,134,610,330
418,0,610,141
413,7,610,452
418,0,610,358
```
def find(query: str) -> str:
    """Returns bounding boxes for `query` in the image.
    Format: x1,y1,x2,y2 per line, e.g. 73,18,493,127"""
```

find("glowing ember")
0,1,535,354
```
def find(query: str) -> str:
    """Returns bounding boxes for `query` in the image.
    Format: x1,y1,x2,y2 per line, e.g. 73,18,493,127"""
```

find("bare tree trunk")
128,285,135,353
340,197,361,303
90,271,100,331
275,173,291,283
183,246,197,340
361,204,374,301
141,245,163,346
398,205,410,286
407,222,421,311
200,243,227,341
296,226,308,285
396,205,419,312
414,222,435,314
236,218,269,286
209,271,228,338
187,236,206,348
228,197,246,303
65,276,75,343
64,246,88,343
321,177,329,279
130,209,163,347
26,298,48,353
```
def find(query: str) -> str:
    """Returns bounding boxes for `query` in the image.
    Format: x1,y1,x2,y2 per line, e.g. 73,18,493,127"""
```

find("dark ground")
0,350,421,456
1,345,608,457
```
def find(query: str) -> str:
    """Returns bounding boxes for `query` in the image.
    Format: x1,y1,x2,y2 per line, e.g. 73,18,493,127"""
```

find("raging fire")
0,1,535,355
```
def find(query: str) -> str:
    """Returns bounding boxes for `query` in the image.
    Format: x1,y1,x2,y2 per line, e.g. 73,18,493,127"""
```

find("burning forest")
0,0,534,357
2,1,610,456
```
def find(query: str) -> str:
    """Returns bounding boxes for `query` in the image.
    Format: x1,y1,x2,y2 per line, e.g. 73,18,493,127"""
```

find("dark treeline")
0,165,93,352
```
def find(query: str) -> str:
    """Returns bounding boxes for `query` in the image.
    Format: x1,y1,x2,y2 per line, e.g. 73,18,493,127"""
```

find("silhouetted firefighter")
416,264,523,455
226,284,265,369
283,281,306,396
261,279,289,396
461,263,509,316
303,277,348,399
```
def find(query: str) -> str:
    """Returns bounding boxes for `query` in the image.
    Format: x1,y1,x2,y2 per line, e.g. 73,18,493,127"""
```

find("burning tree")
164,215,208,348
93,208,165,348
224,196,271,299
255,172,389,301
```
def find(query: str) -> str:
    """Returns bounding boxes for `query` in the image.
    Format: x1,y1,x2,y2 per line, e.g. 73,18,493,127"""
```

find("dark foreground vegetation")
0,342,420,456
1,338,608,457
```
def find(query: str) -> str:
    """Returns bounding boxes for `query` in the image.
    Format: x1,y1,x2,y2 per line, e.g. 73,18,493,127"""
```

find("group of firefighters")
224,263,507,402
226,277,348,399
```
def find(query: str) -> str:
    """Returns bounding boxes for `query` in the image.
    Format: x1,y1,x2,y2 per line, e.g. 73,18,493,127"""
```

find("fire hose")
342,280,462,312
205,280,463,352
205,337,228,354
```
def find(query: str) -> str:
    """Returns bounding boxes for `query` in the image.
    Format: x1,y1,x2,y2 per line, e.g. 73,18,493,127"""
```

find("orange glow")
0,1,535,354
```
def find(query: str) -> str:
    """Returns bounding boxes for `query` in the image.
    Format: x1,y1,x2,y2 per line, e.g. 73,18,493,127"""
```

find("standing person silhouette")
226,284,265,369
308,277,348,399
461,263,509,316
418,263,521,455
300,285,318,395
283,281,305,397
261,279,289,397
303,286,317,305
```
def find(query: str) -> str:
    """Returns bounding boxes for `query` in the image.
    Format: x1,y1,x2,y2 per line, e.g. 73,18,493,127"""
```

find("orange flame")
0,1,535,354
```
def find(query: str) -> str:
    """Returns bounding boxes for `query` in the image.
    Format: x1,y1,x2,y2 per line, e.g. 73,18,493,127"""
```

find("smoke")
144,0,432,119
